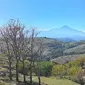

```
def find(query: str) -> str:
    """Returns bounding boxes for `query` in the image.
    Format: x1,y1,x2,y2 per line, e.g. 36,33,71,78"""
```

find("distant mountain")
38,25,85,41
57,38,75,42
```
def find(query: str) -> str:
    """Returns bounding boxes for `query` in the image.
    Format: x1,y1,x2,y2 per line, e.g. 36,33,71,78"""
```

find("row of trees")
0,19,45,85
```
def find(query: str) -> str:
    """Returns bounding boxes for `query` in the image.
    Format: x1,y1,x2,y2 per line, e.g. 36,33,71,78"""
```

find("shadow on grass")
16,81,40,85
16,81,47,85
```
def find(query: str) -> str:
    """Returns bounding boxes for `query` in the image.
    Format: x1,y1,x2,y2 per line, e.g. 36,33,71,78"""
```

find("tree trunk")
37,61,41,85
30,63,32,85
23,74,26,82
23,59,26,83
16,60,19,82
38,76,41,85
30,69,32,85
7,42,13,81
9,58,12,80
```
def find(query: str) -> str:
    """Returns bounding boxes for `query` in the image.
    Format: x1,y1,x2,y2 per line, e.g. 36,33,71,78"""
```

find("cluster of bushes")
18,61,53,77
52,62,82,78
52,57,85,84
18,57,85,77
17,57,85,84
36,61,53,77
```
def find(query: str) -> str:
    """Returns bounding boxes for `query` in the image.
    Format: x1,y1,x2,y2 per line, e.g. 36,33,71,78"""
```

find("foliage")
18,60,30,75
68,66,82,76
52,65,65,77
52,57,85,80
35,61,53,77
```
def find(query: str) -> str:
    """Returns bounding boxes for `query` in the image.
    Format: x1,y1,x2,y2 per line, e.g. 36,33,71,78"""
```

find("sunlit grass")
33,76,80,85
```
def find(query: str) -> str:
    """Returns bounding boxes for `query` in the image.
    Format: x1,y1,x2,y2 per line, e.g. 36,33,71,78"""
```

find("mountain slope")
36,37,64,60
38,25,85,41
63,44,85,55
51,54,85,64
36,38,85,60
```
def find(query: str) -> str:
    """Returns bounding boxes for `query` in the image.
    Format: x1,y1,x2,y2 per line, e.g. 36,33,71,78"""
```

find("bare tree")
36,39,45,85
28,29,36,85
1,19,25,82
0,29,13,80
19,30,30,83
30,37,45,85
0,19,45,85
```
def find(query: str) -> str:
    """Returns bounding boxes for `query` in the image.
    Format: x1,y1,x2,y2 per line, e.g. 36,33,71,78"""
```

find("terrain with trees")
0,19,85,85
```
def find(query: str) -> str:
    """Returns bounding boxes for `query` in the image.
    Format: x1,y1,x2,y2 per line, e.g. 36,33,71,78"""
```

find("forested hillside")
35,38,85,61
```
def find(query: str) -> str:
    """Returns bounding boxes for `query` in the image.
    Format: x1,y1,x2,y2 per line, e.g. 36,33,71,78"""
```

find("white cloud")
81,30,85,33
37,28,51,31
77,29,85,33
83,31,85,33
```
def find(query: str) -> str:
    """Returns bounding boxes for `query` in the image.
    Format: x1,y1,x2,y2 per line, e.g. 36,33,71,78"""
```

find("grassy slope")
64,44,85,55
52,54,85,64
33,77,80,85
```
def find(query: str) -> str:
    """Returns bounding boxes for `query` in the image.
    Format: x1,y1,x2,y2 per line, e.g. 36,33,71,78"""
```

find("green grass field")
33,77,80,85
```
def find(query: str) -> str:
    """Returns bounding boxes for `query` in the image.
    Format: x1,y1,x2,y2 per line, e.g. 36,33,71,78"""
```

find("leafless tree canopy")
0,19,45,85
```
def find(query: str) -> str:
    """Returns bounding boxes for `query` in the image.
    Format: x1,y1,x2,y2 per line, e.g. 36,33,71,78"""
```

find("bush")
52,65,66,78
35,61,53,77
68,66,82,76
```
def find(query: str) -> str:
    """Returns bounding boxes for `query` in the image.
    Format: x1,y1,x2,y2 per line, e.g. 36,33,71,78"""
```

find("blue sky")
0,0,85,31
